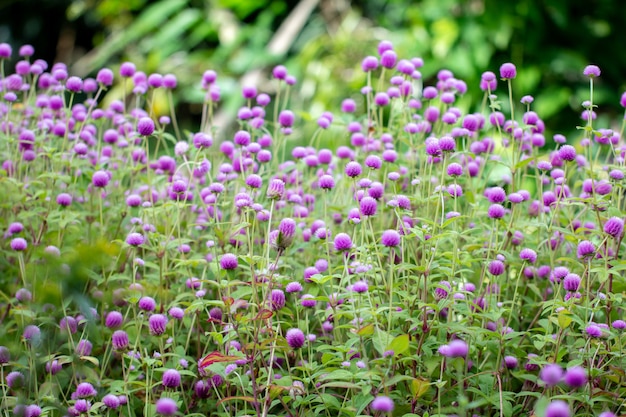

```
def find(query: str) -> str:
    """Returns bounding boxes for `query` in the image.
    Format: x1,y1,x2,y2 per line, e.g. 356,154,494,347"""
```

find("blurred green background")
2,0,625,142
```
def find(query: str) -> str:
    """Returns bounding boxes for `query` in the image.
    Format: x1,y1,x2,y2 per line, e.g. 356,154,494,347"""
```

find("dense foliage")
1,36,626,417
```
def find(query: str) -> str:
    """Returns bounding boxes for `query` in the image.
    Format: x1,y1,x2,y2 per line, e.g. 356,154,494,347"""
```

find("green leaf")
386,334,410,356
557,310,573,329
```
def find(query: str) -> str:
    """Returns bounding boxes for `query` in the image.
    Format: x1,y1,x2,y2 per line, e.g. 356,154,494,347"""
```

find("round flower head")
162,369,181,388
352,280,369,293
0,346,10,364
136,117,155,136
6,371,24,389
447,339,468,358
488,260,505,276
285,328,305,349
96,68,114,86
10,237,27,251
359,196,377,217
539,363,563,386
371,396,394,412
519,248,537,263
564,366,587,388
138,296,156,312
76,339,93,356
381,230,400,247
577,240,595,260
220,253,238,270
149,314,168,335
0,43,12,58
126,232,145,246
318,174,335,190
92,170,110,188
275,218,296,250
563,273,581,292
558,145,576,161
604,217,624,238
76,382,97,398
544,400,570,417
499,63,517,79
586,324,602,338
285,282,302,293
111,330,129,350
56,193,73,207
503,355,518,369
270,289,286,311
612,320,626,330
583,65,601,78
345,161,362,178
487,204,505,219
333,233,353,252
103,394,120,409
155,397,178,416
361,56,379,72
278,110,294,128
266,178,285,200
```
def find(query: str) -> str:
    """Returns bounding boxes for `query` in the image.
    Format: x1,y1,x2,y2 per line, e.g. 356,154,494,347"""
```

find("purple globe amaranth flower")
76,382,97,398
301,294,316,308
278,110,295,127
577,240,595,260
266,178,285,200
76,339,93,356
586,324,602,338
334,233,353,252
162,369,181,388
102,394,120,409
6,371,24,389
319,174,335,190
155,397,178,416
563,273,581,292
612,319,626,330
558,145,576,161
381,230,400,247
371,395,394,412
56,193,73,207
487,204,505,219
270,289,286,311
92,170,110,188
359,196,377,217
434,281,451,300
149,314,168,335
544,400,570,417
126,232,145,246
488,260,505,276
604,217,624,238
112,330,129,350
10,237,27,251
0,346,10,364
539,363,563,386
220,253,238,270
447,339,468,357
503,355,518,369
361,56,379,72
352,280,369,293
285,328,305,349
564,366,587,388
499,63,517,79
138,296,156,312
96,67,114,86
583,64,601,78
519,248,537,263
345,161,362,178
137,117,154,136
286,282,302,293
274,218,296,250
